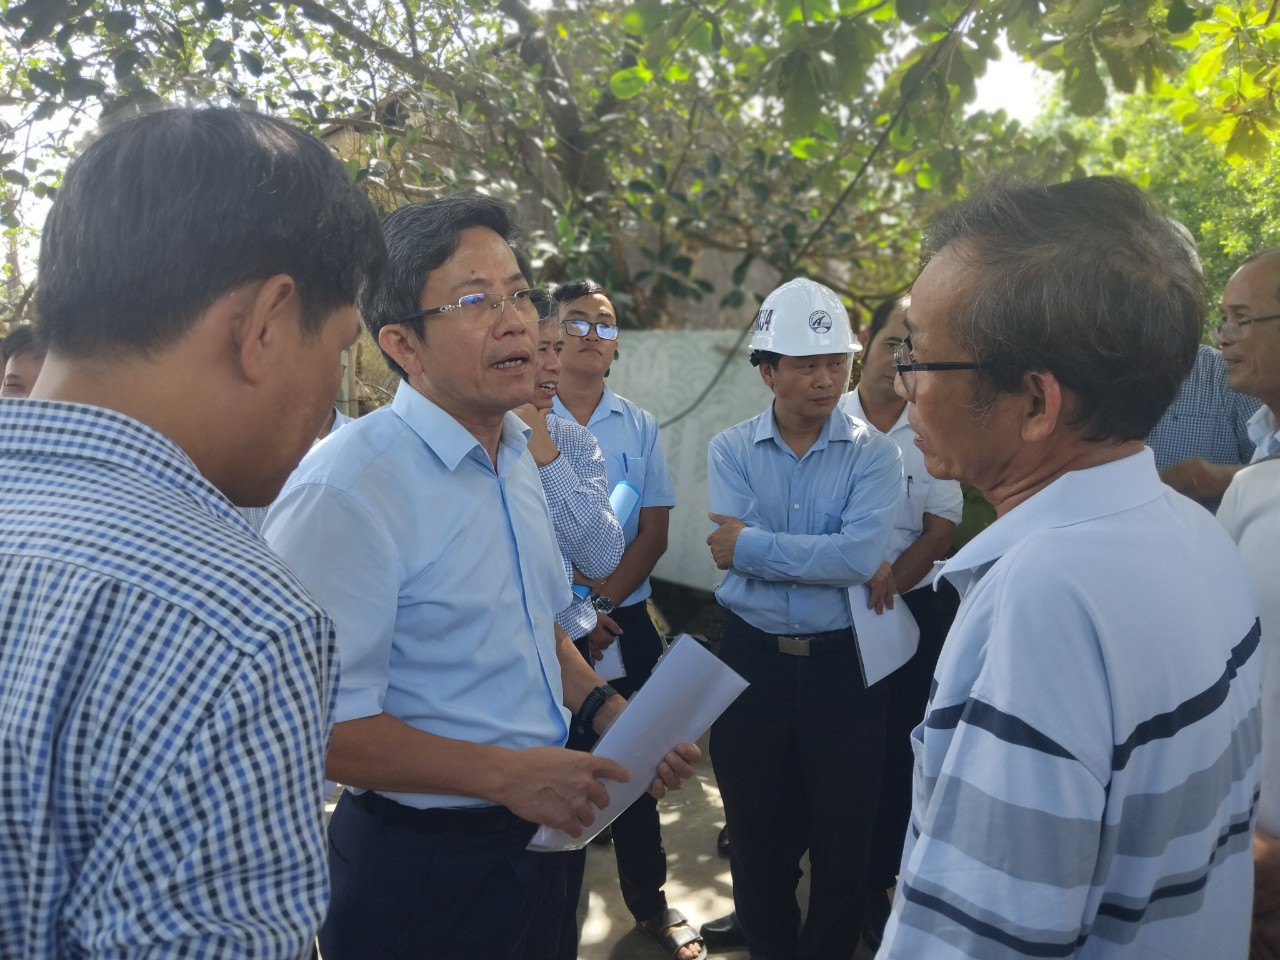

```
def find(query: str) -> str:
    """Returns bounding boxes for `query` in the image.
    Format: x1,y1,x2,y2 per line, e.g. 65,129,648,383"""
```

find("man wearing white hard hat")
703,278,902,959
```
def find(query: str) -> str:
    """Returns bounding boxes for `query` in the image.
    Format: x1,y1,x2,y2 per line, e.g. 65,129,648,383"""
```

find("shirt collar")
551,384,624,429
753,403,857,455
0,398,242,523
391,380,531,473
939,448,1165,590
840,388,910,435
1248,406,1280,456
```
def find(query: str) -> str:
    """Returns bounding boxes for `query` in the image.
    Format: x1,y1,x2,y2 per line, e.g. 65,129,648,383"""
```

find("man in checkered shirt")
0,108,385,957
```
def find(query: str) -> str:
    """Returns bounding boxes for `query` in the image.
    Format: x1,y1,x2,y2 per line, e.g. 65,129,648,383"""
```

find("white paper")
529,633,748,851
848,586,920,687
594,641,626,682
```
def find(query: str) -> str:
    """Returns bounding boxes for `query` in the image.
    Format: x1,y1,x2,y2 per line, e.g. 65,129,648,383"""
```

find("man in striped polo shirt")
877,177,1262,959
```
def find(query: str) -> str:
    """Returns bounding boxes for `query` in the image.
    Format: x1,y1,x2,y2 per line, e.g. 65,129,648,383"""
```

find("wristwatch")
590,593,615,614
575,683,620,736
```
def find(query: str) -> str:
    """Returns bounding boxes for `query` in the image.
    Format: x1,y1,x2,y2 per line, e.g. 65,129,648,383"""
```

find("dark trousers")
866,580,961,889
319,791,567,960
559,601,669,958
711,613,887,960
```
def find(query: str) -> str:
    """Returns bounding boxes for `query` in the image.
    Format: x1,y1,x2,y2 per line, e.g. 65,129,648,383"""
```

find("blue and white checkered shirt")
0,399,336,959
1146,344,1259,511
542,412,624,638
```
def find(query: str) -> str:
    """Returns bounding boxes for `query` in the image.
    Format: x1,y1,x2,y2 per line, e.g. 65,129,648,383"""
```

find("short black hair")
36,107,386,358
866,297,904,347
363,194,520,380
924,176,1203,443
552,278,607,307
749,349,781,368
2,325,44,363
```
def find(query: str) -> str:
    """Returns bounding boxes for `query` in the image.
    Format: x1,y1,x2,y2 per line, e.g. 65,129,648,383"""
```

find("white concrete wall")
604,329,775,594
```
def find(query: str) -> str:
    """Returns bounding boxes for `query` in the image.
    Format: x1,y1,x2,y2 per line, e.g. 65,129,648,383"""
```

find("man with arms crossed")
877,177,1261,959
263,196,697,960
704,278,902,960
0,107,386,957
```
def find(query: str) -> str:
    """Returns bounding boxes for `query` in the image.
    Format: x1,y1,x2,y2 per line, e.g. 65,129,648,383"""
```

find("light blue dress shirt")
264,381,571,810
552,386,676,607
708,405,902,634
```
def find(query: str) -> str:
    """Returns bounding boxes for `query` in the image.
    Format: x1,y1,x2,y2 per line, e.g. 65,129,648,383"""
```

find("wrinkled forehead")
903,245,973,341
1225,253,1280,310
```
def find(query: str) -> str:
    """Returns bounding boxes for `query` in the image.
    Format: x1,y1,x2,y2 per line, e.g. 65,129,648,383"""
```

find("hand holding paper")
529,634,749,851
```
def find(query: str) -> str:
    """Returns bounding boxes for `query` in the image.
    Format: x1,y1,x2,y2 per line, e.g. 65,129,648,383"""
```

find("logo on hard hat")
808,310,832,334
755,309,773,333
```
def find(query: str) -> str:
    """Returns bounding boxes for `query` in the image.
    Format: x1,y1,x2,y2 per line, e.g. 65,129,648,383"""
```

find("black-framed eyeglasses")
393,287,555,325
563,319,619,341
894,335,988,398
1212,312,1280,341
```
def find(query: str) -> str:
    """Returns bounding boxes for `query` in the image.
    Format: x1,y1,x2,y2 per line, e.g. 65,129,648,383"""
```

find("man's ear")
857,328,870,353
229,274,298,385
758,362,776,391
1020,369,1065,442
379,323,426,378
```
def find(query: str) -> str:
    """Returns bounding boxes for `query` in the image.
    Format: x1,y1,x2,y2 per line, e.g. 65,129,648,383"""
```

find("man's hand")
586,612,622,662
1159,457,1238,500
707,513,746,570
497,747,629,836
648,742,702,800
513,402,560,467
867,561,896,614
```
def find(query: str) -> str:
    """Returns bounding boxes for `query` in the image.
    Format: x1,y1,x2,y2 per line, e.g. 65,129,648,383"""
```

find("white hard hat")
749,278,859,357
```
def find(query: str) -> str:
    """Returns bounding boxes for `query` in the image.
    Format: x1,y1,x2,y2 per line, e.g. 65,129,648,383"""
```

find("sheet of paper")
848,586,920,687
594,641,626,682
529,634,748,852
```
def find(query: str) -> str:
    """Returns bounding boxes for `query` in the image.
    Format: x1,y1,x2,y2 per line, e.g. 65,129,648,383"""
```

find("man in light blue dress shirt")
704,278,901,960
263,195,698,960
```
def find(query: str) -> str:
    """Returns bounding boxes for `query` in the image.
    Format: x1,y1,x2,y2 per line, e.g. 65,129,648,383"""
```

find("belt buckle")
777,635,812,656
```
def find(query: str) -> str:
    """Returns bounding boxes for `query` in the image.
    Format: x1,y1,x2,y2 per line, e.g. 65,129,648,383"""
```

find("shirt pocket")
812,496,845,534
895,473,930,533
612,453,646,490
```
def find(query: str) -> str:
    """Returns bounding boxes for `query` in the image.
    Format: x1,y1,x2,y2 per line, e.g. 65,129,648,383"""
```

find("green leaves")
609,62,653,99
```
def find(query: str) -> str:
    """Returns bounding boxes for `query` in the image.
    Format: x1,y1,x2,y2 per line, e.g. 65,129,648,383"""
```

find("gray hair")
923,176,1203,443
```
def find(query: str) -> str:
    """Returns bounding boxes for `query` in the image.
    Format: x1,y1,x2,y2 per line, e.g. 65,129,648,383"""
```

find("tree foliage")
0,0,1273,329
1070,92,1280,298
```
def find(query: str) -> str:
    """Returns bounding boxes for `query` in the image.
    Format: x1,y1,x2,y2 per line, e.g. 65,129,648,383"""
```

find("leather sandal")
638,907,707,960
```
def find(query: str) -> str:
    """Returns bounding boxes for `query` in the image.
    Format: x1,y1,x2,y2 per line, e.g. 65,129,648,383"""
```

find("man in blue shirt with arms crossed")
263,195,698,960
703,278,902,960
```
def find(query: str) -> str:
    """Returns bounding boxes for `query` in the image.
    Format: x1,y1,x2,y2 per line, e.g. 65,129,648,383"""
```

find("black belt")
348,789,522,835
727,612,855,657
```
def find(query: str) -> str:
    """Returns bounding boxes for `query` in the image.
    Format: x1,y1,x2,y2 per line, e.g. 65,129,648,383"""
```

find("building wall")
605,328,774,594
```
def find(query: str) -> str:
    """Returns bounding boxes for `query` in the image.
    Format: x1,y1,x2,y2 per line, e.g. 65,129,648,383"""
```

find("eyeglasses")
394,288,554,325
1211,312,1280,341
893,335,989,399
563,319,619,341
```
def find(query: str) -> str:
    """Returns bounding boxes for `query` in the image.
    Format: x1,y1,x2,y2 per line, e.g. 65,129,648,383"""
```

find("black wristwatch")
590,593,615,614
575,683,619,735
